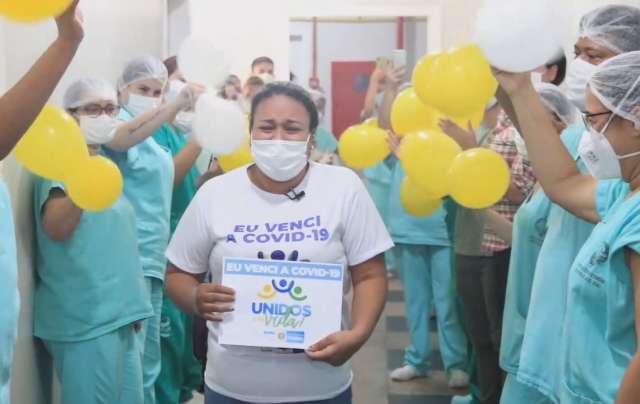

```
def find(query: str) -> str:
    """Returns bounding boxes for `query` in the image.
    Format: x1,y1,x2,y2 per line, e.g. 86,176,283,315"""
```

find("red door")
331,61,376,138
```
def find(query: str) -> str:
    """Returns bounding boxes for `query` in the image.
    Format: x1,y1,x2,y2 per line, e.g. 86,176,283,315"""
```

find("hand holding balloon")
491,68,535,98
175,83,206,111
54,0,83,44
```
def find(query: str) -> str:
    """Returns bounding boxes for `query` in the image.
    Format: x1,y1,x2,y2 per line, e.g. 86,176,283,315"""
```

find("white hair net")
63,77,117,109
589,50,640,129
117,55,168,91
579,5,640,54
535,83,577,125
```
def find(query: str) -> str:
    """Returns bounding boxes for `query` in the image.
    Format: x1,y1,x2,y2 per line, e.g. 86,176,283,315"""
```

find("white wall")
0,1,165,403
167,0,191,58
289,19,427,130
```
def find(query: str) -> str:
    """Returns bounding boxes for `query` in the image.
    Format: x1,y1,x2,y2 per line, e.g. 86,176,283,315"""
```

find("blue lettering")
257,234,270,243
290,220,303,230
234,225,245,232
226,234,237,243
243,234,255,243
278,223,289,231
292,232,305,242
271,233,285,242
252,302,262,314
304,217,315,228
303,306,312,317
246,225,259,232
265,223,278,232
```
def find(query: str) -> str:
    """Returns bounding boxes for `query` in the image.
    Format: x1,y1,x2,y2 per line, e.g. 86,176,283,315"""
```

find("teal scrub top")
386,158,450,247
152,125,200,234
104,109,175,280
516,124,625,401
314,127,338,154
33,178,153,342
0,179,18,403
499,189,551,375
561,181,638,403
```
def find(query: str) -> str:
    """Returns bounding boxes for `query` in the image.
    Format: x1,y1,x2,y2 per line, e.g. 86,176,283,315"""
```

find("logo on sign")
257,279,308,301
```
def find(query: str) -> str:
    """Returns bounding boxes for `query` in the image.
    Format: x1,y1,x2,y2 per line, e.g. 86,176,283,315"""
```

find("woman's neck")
248,163,310,195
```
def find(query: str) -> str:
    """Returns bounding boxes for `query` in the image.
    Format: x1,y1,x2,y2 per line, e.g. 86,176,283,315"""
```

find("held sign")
219,257,344,349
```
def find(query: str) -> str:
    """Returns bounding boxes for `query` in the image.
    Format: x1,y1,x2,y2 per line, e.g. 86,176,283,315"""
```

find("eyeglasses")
581,110,612,133
71,104,120,118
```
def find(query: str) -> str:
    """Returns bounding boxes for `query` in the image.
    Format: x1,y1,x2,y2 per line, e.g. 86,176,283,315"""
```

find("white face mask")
251,137,310,182
566,58,598,111
125,93,160,117
173,111,195,134
79,115,118,145
578,115,640,180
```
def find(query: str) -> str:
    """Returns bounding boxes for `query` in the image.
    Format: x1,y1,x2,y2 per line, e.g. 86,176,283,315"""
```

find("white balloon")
178,37,230,89
475,0,564,73
193,92,245,155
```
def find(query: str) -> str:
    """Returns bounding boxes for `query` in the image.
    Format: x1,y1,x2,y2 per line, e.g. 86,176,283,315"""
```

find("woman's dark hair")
250,82,319,134
546,54,567,86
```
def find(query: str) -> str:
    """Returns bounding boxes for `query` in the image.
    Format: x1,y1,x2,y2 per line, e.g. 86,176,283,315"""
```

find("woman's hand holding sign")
305,330,367,367
193,283,236,322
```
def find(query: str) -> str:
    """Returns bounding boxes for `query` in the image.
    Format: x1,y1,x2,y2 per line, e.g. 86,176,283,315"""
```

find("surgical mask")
578,116,640,179
258,73,276,85
566,58,597,111
251,137,310,182
79,115,118,145
531,72,544,86
125,93,160,117
173,111,195,134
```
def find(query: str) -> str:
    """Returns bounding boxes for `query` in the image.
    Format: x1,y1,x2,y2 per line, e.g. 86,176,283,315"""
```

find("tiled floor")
188,278,467,404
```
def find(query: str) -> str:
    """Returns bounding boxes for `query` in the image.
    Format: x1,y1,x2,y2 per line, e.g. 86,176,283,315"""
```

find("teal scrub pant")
44,324,143,404
500,374,553,404
138,277,164,404
155,295,203,404
396,244,468,372
366,180,396,271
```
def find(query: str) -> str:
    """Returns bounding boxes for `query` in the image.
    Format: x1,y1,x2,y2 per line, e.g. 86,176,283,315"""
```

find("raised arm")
0,1,83,160
495,71,599,223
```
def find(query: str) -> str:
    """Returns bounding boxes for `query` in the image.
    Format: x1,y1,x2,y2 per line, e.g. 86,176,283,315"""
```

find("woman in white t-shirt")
165,82,394,404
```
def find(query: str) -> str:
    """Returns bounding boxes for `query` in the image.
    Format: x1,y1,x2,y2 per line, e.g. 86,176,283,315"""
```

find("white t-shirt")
166,162,394,403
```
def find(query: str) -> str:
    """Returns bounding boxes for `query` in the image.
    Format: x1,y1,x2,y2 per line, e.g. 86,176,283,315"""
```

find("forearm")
361,82,379,120
617,354,640,404
165,266,202,315
173,141,202,187
378,87,397,130
350,256,387,339
0,38,80,160
108,103,182,152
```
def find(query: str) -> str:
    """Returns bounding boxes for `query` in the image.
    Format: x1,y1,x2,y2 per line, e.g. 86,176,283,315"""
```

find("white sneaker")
448,369,470,388
390,364,426,381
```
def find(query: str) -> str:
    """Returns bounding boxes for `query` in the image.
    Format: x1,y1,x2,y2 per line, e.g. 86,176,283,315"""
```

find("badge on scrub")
219,257,344,349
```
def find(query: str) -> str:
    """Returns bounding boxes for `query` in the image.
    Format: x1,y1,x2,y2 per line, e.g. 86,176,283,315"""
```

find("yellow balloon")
65,156,123,211
413,45,498,118
338,125,390,169
399,130,462,198
449,148,511,209
363,117,379,127
390,87,440,136
432,108,486,132
400,178,443,217
14,104,88,181
218,138,253,172
0,0,74,22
